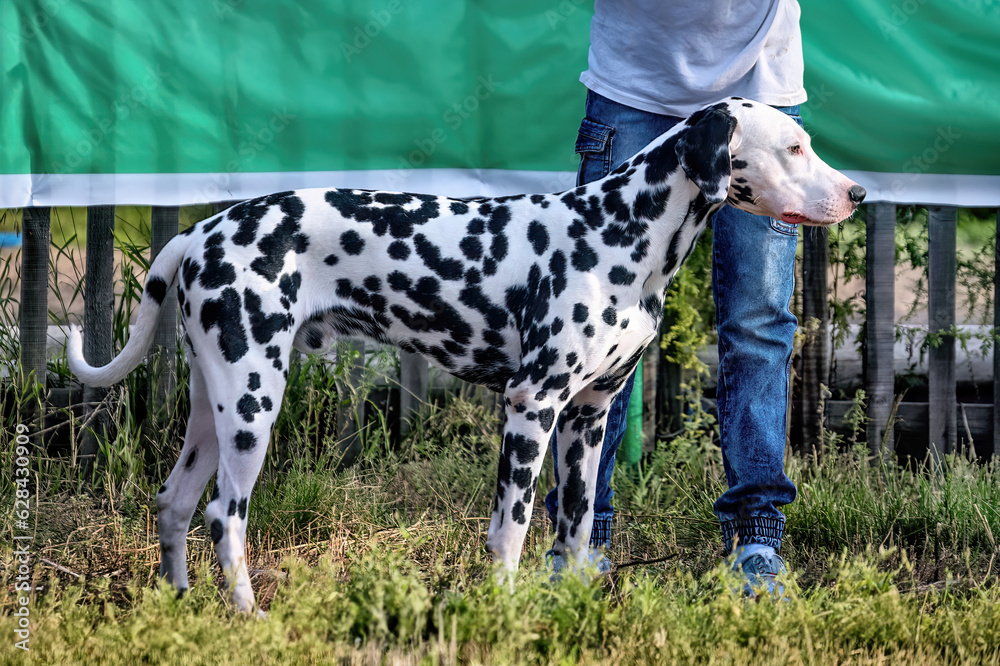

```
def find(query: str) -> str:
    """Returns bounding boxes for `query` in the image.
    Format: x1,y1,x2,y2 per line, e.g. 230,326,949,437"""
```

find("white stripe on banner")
0,170,577,208
1,170,998,208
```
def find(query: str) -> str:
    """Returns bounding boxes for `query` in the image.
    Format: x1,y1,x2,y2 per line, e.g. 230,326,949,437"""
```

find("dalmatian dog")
68,98,865,613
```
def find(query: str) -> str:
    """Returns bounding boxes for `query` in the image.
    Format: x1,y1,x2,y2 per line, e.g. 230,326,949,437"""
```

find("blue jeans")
545,90,799,553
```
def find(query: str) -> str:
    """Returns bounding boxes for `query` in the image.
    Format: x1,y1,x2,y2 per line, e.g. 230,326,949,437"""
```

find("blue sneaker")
731,544,787,598
546,548,612,582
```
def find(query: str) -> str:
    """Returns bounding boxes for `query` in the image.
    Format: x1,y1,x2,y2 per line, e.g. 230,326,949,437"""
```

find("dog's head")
675,98,864,226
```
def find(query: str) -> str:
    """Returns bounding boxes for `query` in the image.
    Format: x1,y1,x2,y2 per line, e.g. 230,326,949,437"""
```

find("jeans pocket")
769,219,799,236
575,117,615,186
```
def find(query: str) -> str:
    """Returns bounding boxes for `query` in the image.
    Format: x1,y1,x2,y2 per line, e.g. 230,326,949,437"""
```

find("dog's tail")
68,230,193,387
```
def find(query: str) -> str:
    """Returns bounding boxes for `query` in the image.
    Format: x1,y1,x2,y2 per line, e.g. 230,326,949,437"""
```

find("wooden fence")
12,203,1000,461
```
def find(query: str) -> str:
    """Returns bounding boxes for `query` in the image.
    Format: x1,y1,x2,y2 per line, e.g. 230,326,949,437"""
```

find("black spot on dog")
459,235,483,261
243,288,293,344
602,189,631,223
512,500,526,524
238,498,248,520
159,483,168,494
278,271,302,309
388,241,410,260
234,430,256,452
549,250,567,297
631,238,651,262
571,239,598,272
413,234,464,280
250,194,309,282
185,449,197,469
538,407,555,433
217,404,224,413
237,393,261,423
560,191,605,231
731,183,754,204
340,230,365,255
643,134,681,184
210,519,224,543
248,372,261,391
146,277,168,305
228,193,298,247
573,303,589,323
450,201,469,215
228,499,238,516
584,324,595,337
608,265,636,285
201,215,223,234
505,432,540,465
388,271,411,292
732,159,748,170
633,186,671,220
200,287,248,363
490,233,508,263
324,254,339,266
211,484,220,501
261,396,272,411
326,189,440,238
466,217,485,235
181,258,201,289
527,221,549,255
200,232,237,289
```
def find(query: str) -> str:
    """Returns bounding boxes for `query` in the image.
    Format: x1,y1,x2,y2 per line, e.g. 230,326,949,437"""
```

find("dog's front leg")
550,386,616,571
485,391,563,578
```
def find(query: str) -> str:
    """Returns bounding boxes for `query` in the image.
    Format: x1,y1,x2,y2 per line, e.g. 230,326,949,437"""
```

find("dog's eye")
788,144,802,155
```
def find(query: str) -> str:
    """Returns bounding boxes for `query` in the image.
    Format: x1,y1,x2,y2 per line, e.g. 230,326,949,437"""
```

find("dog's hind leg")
549,385,617,570
201,350,290,614
485,390,567,575
156,355,220,594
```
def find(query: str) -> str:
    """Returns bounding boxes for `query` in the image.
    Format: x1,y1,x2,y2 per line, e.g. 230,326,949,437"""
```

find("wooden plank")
81,205,116,474
826,400,991,442
800,225,829,451
994,208,1000,460
927,206,957,460
147,206,180,417
398,350,429,434
641,339,659,447
214,200,239,216
19,207,50,428
656,311,683,439
865,203,896,457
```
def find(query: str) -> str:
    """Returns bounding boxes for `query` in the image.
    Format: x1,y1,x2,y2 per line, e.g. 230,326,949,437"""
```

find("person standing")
546,0,806,595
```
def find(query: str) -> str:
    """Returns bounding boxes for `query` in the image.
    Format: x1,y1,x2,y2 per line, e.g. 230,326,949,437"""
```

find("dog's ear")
673,106,737,204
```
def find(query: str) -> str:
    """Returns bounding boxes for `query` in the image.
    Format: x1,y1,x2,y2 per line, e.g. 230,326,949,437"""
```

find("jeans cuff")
720,516,784,553
591,518,612,549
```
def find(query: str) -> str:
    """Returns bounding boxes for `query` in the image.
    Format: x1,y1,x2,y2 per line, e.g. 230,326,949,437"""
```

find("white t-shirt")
580,0,808,117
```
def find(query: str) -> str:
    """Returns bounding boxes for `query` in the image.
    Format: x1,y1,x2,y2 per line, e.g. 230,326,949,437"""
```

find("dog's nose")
848,185,866,204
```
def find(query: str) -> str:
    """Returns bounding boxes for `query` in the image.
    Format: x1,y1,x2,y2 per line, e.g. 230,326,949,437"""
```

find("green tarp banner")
1,0,998,207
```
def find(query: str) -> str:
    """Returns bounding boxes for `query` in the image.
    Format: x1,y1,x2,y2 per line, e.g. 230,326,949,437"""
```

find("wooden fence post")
399,351,429,435
800,225,829,451
80,205,116,476
928,206,957,460
19,207,50,430
146,206,180,418
995,208,1000,460
865,203,896,457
